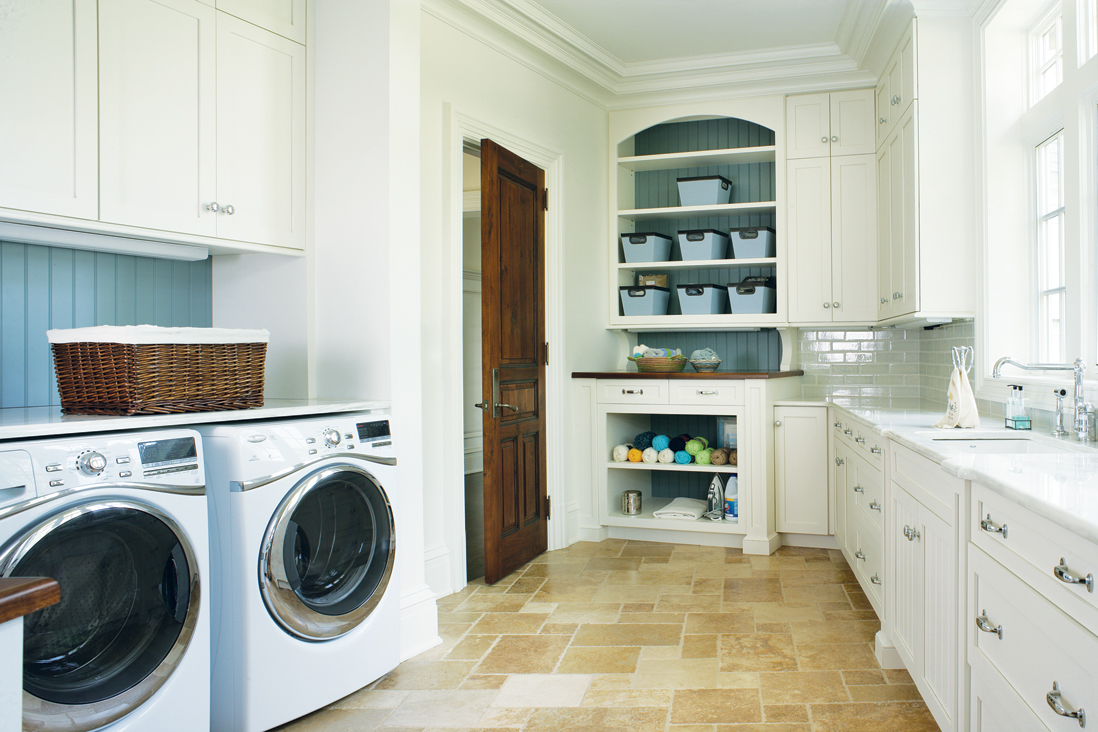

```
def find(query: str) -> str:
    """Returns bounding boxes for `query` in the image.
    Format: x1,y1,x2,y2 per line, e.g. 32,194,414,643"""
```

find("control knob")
78,451,107,475
322,428,341,447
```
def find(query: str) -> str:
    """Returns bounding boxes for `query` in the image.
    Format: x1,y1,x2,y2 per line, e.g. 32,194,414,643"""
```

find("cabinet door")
831,154,877,322
0,0,98,220
833,435,848,548
217,0,305,43
99,0,218,236
891,483,923,677
898,106,918,316
787,157,833,322
215,13,306,249
829,89,875,156
785,94,831,160
920,503,956,728
775,406,829,535
875,78,890,149
886,117,907,315
896,22,917,115
876,141,893,320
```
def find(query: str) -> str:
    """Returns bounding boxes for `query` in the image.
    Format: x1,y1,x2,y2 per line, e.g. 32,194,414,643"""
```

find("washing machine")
0,428,209,732
198,412,400,732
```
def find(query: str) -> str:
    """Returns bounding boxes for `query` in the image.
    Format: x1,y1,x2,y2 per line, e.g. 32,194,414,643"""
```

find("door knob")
496,403,519,413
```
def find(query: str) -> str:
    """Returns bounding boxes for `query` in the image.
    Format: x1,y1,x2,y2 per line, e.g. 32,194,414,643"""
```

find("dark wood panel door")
480,138,547,585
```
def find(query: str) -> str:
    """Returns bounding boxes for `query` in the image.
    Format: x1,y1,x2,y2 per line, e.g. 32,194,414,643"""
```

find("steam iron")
705,474,725,521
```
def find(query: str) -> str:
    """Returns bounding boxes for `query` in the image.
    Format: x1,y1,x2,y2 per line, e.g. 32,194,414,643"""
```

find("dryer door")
259,464,395,640
0,500,200,732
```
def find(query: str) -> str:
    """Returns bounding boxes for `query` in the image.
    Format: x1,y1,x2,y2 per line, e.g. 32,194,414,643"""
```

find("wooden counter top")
0,577,59,624
571,370,804,380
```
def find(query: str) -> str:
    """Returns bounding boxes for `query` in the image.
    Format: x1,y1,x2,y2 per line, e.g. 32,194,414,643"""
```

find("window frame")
1030,3,1064,105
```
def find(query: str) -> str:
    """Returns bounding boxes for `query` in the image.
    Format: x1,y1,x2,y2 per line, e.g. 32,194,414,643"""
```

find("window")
1032,7,1063,104
1036,131,1066,362
1082,0,1098,63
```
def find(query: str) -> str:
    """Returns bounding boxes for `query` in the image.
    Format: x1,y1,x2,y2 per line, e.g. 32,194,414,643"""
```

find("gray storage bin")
677,229,729,261
677,284,728,315
728,276,777,314
620,285,670,316
729,227,776,259
676,175,733,206
620,232,672,263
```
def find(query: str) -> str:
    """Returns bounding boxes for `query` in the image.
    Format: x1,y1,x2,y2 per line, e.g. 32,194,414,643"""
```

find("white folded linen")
47,325,269,345
652,497,708,520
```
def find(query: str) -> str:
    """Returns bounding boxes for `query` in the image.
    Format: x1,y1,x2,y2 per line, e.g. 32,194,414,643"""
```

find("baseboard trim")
400,584,440,661
780,533,839,550
424,543,452,600
607,525,744,548
874,630,906,669
742,532,782,556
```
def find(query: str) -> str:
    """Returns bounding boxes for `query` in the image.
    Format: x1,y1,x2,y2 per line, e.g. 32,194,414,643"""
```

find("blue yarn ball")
633,431,656,451
652,434,670,452
674,450,692,464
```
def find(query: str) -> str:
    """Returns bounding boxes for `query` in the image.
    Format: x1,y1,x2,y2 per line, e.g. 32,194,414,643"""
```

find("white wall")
420,9,619,597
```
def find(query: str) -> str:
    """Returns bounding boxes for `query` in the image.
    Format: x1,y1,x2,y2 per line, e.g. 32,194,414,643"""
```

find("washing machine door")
259,463,396,641
0,500,200,732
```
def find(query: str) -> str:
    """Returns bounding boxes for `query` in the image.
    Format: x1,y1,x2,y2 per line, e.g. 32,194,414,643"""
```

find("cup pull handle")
1047,681,1086,727
975,610,1002,639
1054,558,1094,593
980,514,1008,539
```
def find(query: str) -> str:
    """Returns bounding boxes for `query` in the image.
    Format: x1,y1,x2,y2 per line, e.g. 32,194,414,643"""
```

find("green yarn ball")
695,448,713,465
685,439,704,456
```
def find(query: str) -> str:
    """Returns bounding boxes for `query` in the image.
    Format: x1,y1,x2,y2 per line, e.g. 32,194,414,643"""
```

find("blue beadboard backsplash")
0,241,212,409
636,330,784,372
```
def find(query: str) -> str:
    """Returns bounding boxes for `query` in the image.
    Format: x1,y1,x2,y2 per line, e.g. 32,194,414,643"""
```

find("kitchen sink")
918,432,1076,455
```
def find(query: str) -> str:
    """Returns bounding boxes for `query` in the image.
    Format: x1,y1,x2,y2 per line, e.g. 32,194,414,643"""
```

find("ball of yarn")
657,448,675,463
695,448,713,465
612,444,631,462
669,436,687,453
652,434,670,452
633,431,656,450
627,448,643,462
641,447,658,463
685,439,704,456
729,448,738,465
695,436,709,449
674,450,692,464
710,448,729,465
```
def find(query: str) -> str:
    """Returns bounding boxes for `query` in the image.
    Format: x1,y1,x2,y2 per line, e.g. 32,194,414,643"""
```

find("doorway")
461,146,485,581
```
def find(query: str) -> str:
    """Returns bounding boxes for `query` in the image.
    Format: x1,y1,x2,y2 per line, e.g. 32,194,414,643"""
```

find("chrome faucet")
993,357,1094,441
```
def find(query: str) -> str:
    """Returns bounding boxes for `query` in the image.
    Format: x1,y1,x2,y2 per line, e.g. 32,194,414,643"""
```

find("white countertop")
826,403,1098,544
0,399,390,442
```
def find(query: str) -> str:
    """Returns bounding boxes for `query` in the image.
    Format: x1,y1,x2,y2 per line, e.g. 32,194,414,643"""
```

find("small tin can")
622,490,642,515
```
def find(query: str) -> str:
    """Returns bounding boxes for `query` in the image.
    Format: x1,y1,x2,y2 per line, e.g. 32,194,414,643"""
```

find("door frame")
440,105,566,594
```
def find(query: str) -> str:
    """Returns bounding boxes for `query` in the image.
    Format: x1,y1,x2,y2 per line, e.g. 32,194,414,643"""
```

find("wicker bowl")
628,356,688,373
690,358,722,373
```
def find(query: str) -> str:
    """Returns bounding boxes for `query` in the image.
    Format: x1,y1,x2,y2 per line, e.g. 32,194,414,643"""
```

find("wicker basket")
690,359,722,373
628,356,688,373
48,326,268,415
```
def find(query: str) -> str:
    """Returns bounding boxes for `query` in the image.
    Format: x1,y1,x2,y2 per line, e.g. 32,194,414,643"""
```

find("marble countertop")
0,399,390,442
827,403,1098,544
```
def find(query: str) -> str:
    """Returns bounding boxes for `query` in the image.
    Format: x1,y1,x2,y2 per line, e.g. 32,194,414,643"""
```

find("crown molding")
836,0,893,66
911,0,983,15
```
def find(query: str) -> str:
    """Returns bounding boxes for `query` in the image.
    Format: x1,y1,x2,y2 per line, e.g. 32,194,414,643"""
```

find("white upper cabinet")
217,0,306,44
99,0,219,237
786,90,875,160
876,23,917,147
215,13,306,249
0,0,98,220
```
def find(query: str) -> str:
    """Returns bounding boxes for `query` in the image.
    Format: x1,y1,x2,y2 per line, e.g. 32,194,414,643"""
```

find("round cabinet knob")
206,202,220,212
881,297,888,304
322,428,341,447
223,204,235,215
823,302,830,308
821,136,828,143
775,420,782,427
831,136,838,143
833,302,840,308
78,451,107,475
880,117,887,124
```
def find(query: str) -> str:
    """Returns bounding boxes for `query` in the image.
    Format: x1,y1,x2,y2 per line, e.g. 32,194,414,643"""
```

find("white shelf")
618,257,777,272
605,496,744,534
610,313,786,330
618,202,777,222
607,461,738,474
618,146,776,172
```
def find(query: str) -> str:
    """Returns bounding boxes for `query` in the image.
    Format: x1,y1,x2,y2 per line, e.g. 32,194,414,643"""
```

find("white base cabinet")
774,406,829,535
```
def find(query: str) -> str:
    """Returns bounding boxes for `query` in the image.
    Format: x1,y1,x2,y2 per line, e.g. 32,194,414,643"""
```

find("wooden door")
216,12,306,249
480,139,548,585
98,0,217,236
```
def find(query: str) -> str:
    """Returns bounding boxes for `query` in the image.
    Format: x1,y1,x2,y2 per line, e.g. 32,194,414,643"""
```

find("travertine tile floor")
275,539,940,732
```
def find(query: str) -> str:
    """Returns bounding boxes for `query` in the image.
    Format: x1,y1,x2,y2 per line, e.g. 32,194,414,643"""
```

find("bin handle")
739,229,758,239
737,285,756,295
687,233,704,242
627,288,646,297
628,235,647,244
685,287,703,296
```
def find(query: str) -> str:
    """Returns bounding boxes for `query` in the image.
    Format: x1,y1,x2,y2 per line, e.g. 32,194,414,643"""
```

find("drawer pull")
904,525,920,541
1054,558,1094,593
981,514,1008,539
870,574,882,585
835,457,845,466
975,610,1003,639
834,421,842,428
853,485,865,494
869,500,882,512
855,436,866,444
844,429,853,435
697,390,718,396
622,389,644,395
870,446,882,454
1047,681,1086,727
855,550,866,561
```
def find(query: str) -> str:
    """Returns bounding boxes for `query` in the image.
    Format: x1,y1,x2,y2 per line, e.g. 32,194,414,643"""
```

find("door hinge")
545,495,551,520
543,188,548,211
544,341,549,365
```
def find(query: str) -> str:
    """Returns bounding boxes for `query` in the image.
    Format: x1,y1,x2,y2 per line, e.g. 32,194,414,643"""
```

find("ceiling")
528,0,851,66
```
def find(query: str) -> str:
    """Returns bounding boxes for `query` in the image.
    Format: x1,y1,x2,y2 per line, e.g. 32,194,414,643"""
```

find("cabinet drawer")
831,414,883,468
973,484,1098,632
892,441,959,521
970,657,1050,732
597,380,668,405
970,545,1097,730
851,454,884,533
851,512,884,613
668,380,743,406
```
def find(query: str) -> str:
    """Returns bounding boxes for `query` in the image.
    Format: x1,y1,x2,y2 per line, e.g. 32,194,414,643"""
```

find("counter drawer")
973,484,1098,633
970,655,1050,732
668,380,743,406
850,512,884,614
831,413,884,468
597,380,668,405
970,545,1098,731
851,453,884,533
892,441,959,521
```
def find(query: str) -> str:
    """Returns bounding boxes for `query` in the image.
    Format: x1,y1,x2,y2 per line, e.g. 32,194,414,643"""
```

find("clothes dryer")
0,429,209,732
198,412,399,732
